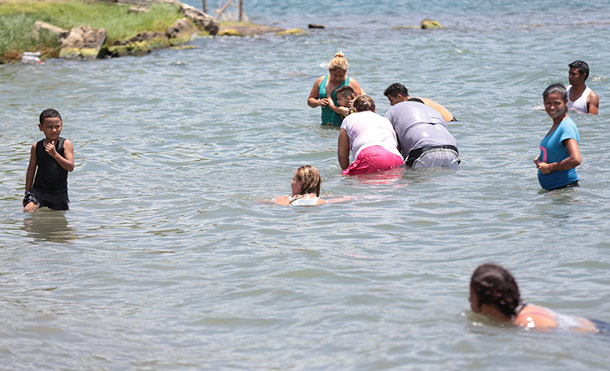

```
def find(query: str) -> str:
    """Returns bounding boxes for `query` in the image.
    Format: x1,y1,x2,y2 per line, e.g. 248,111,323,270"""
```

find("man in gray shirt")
384,98,460,169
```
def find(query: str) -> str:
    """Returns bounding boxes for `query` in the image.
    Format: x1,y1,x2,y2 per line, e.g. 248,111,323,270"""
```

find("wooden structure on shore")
203,0,245,21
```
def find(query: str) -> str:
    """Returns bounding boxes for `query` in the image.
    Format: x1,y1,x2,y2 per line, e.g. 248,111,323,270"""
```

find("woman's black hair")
543,83,567,102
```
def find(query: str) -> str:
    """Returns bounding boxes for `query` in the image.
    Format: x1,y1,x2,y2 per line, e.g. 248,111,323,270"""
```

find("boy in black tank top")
23,109,75,211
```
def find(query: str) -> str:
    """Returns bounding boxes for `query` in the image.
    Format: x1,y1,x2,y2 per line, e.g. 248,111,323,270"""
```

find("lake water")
1,0,609,369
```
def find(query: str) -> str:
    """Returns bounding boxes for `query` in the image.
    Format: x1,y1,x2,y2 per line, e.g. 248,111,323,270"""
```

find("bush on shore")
0,0,184,63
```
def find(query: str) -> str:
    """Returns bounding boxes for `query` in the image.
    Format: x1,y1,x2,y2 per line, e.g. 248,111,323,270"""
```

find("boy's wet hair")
336,85,355,98
353,95,376,112
568,60,589,80
543,83,567,102
470,263,521,317
384,83,409,98
39,108,62,125
408,97,425,104
295,165,321,196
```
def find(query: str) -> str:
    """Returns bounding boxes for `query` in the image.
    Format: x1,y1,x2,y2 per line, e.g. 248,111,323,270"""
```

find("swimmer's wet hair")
39,108,62,125
384,83,409,98
353,95,376,112
470,263,521,318
329,52,348,71
569,60,589,80
543,83,567,102
295,165,321,196
336,85,355,98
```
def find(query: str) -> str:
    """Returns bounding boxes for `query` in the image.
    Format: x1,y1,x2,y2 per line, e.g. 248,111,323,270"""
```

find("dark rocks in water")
112,31,168,46
59,26,107,59
108,31,171,57
308,24,325,29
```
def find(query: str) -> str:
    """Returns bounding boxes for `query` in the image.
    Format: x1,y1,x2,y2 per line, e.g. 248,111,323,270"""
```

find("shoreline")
0,0,217,63
0,0,308,64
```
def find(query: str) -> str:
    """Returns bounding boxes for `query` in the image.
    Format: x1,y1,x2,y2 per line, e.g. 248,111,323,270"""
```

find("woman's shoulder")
290,194,320,206
312,75,326,87
562,115,576,124
348,77,363,93
560,116,580,133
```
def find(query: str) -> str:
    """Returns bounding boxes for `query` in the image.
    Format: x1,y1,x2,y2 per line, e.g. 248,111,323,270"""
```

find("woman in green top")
307,52,365,127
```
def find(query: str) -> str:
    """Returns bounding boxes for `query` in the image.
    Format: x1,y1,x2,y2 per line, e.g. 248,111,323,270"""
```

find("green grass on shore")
0,0,183,62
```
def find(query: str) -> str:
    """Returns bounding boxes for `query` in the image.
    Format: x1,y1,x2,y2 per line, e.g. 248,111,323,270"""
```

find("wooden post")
214,0,234,20
239,0,243,22
202,0,207,14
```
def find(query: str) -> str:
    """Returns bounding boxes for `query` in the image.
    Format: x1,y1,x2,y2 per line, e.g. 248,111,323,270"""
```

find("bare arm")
46,139,74,172
327,98,350,116
321,195,354,204
25,143,37,191
337,128,351,170
308,76,329,108
587,90,599,115
537,139,581,174
420,97,454,122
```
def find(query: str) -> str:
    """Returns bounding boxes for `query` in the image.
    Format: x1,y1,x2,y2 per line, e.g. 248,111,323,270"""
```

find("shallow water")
1,0,609,369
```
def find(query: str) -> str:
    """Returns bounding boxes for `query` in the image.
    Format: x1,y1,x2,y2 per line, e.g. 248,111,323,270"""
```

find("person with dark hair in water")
469,263,605,333
534,83,582,191
384,97,460,169
567,60,599,114
384,82,456,122
23,108,75,212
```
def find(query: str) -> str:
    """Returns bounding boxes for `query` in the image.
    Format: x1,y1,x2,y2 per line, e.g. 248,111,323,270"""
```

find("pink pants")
342,145,404,176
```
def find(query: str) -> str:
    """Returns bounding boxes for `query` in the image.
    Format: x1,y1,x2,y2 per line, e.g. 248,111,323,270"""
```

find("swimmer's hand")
533,157,540,166
537,161,553,174
319,98,330,107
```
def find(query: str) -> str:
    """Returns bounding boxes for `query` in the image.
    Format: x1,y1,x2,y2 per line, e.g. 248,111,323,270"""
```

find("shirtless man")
567,60,599,115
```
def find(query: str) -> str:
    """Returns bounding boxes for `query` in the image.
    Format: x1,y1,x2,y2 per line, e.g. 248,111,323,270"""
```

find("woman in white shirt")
337,95,403,175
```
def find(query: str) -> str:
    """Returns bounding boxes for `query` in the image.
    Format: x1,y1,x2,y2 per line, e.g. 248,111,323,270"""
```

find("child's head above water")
39,108,62,125
336,85,356,107
291,165,321,196
38,108,63,142
469,263,521,318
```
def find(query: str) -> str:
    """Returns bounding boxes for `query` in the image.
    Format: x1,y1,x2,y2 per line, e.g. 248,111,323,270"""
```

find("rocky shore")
0,0,442,64
1,0,219,62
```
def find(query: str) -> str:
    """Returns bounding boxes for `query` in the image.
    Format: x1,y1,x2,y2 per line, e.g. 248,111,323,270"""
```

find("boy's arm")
46,139,74,172
25,143,37,191
327,99,350,116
